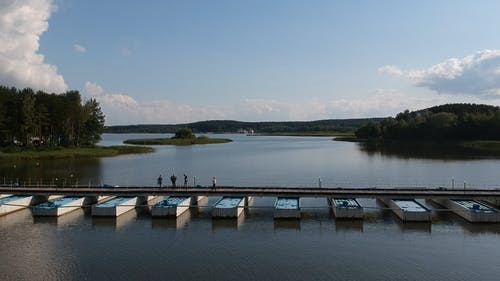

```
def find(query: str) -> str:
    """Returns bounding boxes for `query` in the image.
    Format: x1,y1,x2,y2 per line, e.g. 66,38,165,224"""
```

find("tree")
81,98,105,145
173,128,195,139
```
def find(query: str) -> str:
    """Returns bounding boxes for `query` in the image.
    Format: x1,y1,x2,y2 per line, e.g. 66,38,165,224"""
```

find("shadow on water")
211,216,245,231
92,209,137,230
396,221,432,233
335,219,363,232
33,208,85,226
274,219,301,230
357,141,500,160
151,212,191,229
0,208,32,227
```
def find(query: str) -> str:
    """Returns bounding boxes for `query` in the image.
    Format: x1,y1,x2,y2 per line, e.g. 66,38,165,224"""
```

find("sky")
2,0,500,125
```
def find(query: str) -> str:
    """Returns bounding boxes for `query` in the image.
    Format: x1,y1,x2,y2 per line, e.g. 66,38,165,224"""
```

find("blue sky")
2,0,500,125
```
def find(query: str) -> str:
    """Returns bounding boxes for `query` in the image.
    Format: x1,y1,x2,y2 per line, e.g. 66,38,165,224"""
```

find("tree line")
355,103,500,140
106,118,383,134
0,85,105,148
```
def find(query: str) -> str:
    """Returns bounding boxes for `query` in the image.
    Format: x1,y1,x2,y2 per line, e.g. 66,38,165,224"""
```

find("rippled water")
1,134,500,280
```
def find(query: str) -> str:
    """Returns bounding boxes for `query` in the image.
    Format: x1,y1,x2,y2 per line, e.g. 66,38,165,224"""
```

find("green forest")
355,104,500,140
0,85,105,148
106,118,382,134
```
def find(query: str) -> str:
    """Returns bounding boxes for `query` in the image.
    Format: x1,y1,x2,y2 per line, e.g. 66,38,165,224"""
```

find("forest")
0,85,105,148
355,104,500,140
106,118,382,134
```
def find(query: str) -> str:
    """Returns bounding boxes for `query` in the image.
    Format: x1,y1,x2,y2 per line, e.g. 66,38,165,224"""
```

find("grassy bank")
124,136,232,145
0,145,154,159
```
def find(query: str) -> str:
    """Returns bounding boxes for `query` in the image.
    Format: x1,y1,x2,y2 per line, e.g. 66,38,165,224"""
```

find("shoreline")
0,145,154,159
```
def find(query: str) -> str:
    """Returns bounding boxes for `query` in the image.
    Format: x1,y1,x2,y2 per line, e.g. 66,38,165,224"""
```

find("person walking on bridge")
212,176,217,189
170,174,177,187
157,175,163,188
184,174,188,188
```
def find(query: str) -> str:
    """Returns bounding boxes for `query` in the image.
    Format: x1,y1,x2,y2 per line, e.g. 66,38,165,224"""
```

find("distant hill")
105,118,384,134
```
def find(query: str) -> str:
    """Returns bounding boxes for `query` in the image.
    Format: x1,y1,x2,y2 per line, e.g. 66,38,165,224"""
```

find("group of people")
156,174,217,188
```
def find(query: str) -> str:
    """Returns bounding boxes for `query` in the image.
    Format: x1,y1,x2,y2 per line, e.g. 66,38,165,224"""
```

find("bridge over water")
2,186,500,200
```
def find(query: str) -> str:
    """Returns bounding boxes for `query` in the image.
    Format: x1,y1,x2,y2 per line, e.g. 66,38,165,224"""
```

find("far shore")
123,137,232,146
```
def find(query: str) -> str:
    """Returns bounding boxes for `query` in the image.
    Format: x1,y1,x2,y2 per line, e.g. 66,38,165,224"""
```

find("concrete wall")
152,197,191,217
274,198,300,219
0,195,61,216
379,198,431,222
331,198,363,219
33,197,86,217
430,199,500,223
212,197,245,218
92,197,139,217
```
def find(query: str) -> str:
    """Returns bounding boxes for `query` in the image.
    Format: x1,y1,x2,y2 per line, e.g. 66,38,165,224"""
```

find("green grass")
0,145,154,159
123,136,232,145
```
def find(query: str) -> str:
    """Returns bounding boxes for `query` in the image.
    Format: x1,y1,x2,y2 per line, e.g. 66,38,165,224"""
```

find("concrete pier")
379,198,431,222
274,197,300,219
0,195,61,216
33,196,86,217
92,196,139,217
190,196,208,206
430,199,500,223
212,197,246,218
331,198,363,219
151,196,191,217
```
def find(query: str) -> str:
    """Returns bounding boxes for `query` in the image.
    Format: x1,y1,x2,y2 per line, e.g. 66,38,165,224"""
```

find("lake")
1,134,500,280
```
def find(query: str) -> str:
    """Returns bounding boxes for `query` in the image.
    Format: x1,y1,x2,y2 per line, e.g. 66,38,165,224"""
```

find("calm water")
1,134,500,280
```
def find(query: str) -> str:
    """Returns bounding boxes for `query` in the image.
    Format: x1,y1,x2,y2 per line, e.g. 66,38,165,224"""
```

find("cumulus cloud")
0,0,67,93
73,44,86,53
86,81,480,124
379,50,500,96
84,81,232,125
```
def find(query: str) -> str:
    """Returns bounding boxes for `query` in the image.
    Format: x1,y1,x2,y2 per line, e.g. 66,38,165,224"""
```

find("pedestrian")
157,175,163,188
184,174,188,187
170,174,177,187
212,176,216,188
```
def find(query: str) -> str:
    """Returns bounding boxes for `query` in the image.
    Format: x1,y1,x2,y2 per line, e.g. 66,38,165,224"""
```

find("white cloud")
0,0,67,93
73,44,86,53
84,81,232,125
379,50,500,96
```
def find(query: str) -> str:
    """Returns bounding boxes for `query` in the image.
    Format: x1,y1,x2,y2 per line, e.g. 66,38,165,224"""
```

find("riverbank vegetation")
0,145,154,159
0,85,105,147
349,104,500,158
355,104,500,140
0,85,154,159
124,128,232,145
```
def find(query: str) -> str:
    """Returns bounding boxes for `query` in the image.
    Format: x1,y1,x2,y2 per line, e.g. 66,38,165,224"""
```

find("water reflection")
0,208,32,227
357,141,495,160
274,219,301,230
212,215,245,231
92,209,137,230
33,208,85,227
151,212,191,229
0,157,103,186
335,219,363,232
396,221,432,233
